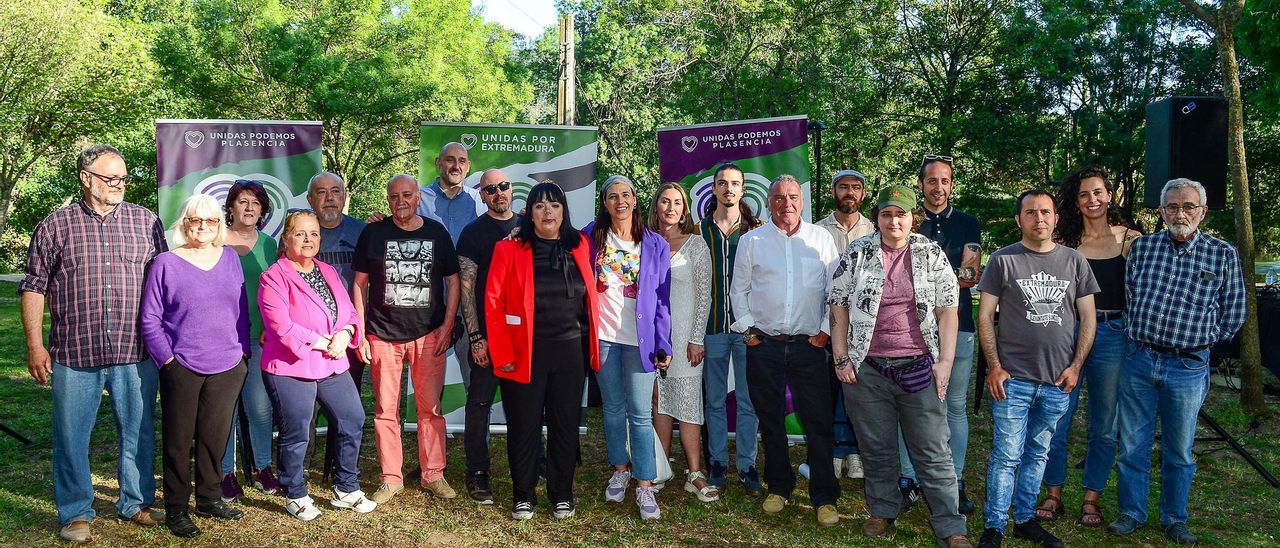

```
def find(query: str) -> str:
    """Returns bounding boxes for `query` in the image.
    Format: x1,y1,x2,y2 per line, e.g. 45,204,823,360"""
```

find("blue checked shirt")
1125,229,1247,349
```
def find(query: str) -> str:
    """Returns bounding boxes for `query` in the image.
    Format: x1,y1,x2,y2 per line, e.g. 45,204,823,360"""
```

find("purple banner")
157,120,323,187
657,115,809,183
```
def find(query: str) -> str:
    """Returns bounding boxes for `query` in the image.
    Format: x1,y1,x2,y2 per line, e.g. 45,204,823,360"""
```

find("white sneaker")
604,470,630,502
833,458,845,479
330,488,377,513
845,454,864,479
285,495,322,521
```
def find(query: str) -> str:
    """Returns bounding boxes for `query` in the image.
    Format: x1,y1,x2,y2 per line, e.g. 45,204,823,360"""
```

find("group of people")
21,143,1245,547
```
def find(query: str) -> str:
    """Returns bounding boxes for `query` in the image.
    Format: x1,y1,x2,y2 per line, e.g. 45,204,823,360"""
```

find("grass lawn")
1,280,1278,546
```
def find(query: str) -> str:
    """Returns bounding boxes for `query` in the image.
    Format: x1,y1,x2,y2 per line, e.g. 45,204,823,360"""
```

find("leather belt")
1097,310,1125,322
1142,342,1211,360
749,327,808,343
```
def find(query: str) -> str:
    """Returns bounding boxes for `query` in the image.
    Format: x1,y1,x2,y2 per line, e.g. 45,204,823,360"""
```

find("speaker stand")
0,422,32,445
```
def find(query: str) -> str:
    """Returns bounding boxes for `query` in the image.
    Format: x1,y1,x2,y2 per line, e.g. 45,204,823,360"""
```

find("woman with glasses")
1036,165,1142,527
140,194,250,538
219,180,281,502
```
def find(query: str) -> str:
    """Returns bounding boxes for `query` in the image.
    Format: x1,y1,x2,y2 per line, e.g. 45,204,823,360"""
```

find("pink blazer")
258,258,363,380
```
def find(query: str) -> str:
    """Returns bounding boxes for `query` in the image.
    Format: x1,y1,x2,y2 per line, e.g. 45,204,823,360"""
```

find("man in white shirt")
730,174,841,526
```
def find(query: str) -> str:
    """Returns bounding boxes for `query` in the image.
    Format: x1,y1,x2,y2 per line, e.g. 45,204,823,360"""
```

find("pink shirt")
868,243,930,357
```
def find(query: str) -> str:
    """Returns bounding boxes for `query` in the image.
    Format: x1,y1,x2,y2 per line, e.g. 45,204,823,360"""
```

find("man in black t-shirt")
455,168,521,504
353,174,461,504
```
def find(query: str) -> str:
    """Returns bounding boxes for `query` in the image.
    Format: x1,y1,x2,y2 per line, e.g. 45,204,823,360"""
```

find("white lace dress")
656,235,712,424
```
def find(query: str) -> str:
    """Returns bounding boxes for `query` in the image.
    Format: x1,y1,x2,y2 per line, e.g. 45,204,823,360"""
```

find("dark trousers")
501,337,585,505
745,338,840,506
464,351,501,473
317,351,364,480
265,370,366,499
159,360,246,512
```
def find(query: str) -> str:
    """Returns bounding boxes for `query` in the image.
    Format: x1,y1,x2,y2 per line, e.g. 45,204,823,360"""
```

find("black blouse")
531,236,588,340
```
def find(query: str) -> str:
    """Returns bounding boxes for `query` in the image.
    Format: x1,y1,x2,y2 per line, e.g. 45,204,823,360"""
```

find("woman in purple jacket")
584,175,672,520
140,194,250,538
258,211,373,521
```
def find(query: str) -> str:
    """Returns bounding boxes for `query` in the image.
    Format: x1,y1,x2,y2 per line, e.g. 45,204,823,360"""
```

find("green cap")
875,184,918,212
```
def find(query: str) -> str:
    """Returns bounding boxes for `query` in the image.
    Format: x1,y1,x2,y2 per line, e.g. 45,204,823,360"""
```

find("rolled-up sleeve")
1218,245,1247,341
17,219,55,295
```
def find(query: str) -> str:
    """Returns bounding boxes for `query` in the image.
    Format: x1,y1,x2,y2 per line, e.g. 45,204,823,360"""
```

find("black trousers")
745,338,840,506
160,360,247,512
500,337,585,505
464,349,501,474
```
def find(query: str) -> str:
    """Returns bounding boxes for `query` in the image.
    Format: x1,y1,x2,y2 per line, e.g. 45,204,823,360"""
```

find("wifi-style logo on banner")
690,171,771,222
192,174,293,237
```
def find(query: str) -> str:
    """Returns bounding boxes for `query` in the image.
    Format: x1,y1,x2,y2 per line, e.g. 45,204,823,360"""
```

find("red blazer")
485,234,600,384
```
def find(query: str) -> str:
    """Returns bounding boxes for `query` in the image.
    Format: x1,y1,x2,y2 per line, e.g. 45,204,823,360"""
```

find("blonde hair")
278,210,319,257
646,182,697,235
172,193,227,247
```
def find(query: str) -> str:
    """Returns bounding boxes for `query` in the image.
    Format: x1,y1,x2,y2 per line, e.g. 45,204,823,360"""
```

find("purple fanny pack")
866,354,934,393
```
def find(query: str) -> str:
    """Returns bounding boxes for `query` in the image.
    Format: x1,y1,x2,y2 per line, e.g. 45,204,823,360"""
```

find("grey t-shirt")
977,242,1100,384
318,215,366,292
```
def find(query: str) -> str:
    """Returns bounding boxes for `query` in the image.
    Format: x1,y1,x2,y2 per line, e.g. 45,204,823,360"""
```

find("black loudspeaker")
1144,96,1228,209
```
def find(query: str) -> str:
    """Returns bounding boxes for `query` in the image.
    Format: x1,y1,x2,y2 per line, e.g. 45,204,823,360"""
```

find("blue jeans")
263,371,365,499
222,341,274,474
1043,317,1128,490
984,378,1071,532
597,340,657,481
1116,343,1210,527
703,332,758,471
902,331,975,479
51,360,157,524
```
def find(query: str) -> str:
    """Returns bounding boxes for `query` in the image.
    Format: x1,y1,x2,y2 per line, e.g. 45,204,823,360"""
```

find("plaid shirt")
1126,229,1247,349
18,200,167,367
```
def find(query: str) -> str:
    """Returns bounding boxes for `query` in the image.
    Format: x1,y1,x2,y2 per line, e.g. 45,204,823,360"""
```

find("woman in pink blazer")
258,211,374,521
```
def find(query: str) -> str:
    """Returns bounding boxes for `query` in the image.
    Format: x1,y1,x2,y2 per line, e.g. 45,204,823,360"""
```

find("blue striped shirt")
1125,230,1247,349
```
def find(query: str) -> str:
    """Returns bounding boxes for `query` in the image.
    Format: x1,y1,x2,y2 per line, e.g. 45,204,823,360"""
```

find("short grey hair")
172,193,227,247
77,144,122,173
307,172,345,194
1160,178,1207,207
388,173,417,189
769,174,801,192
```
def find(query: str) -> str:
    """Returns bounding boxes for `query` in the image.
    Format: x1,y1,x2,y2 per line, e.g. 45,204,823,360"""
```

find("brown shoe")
119,507,165,526
423,478,457,499
861,516,896,537
59,520,92,543
816,504,839,527
943,534,974,548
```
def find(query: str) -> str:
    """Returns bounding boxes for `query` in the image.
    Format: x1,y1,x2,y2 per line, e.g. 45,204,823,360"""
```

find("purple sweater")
140,247,250,374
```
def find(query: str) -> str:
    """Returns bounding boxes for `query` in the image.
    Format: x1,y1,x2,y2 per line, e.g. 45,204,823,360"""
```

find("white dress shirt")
730,219,840,336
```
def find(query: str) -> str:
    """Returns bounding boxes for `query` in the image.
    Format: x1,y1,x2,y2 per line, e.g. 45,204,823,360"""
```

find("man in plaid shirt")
1108,178,1247,546
19,145,168,543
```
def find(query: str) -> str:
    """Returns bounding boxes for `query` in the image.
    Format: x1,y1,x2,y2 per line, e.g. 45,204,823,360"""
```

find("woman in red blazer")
485,182,600,521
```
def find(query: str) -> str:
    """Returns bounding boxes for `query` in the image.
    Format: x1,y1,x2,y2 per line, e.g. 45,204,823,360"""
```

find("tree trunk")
0,176,15,239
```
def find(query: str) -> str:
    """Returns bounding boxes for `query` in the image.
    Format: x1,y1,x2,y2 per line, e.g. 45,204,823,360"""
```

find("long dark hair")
1054,165,1124,248
590,175,648,254
515,182,582,249
703,162,762,229
224,179,272,230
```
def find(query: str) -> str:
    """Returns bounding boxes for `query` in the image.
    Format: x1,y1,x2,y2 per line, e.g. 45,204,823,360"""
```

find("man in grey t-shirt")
974,189,1098,548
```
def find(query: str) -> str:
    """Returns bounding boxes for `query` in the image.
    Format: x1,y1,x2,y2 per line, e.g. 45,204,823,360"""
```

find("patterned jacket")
828,232,959,372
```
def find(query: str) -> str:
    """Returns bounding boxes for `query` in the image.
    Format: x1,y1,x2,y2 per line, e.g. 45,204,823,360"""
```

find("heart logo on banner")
460,133,477,150
681,135,698,153
183,131,205,149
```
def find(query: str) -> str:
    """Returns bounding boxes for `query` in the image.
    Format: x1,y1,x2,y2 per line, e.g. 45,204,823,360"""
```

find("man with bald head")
419,142,486,245
729,174,842,526
454,168,521,504
352,173,461,504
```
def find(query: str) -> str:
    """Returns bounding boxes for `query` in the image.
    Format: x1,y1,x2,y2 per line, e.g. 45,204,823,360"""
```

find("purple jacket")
584,222,672,370
258,258,363,380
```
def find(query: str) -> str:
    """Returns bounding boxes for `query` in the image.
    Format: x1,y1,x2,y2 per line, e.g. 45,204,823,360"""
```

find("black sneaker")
708,461,728,488
511,501,534,520
976,527,1003,548
1162,522,1199,545
957,479,975,516
466,471,494,505
1012,519,1064,548
166,510,201,538
194,500,245,521
739,466,764,496
553,500,576,519
897,477,920,512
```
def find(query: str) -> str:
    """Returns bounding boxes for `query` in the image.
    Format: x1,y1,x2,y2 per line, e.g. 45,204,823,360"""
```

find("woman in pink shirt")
258,211,373,521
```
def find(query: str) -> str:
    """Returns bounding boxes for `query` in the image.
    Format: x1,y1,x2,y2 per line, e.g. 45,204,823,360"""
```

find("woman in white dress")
647,183,716,502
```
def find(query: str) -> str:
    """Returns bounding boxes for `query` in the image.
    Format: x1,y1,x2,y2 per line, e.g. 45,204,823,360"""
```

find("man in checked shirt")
19,145,168,543
1107,178,1247,546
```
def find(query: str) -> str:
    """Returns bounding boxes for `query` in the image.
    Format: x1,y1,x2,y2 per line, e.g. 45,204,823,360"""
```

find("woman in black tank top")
1037,165,1143,527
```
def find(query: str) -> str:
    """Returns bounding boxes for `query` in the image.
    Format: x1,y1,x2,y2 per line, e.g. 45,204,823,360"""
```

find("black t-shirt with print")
353,216,460,342
456,213,520,333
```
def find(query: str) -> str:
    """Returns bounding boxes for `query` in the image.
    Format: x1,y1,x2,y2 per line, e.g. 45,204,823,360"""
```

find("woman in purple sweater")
140,194,250,538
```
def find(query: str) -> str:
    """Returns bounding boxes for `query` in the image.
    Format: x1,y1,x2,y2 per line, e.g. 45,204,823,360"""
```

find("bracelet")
834,355,852,370
469,332,485,344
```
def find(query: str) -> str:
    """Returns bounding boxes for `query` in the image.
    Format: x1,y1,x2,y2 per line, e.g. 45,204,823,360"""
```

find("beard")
90,186,123,207
1168,222,1196,239
491,202,511,214
317,209,342,223
836,199,861,214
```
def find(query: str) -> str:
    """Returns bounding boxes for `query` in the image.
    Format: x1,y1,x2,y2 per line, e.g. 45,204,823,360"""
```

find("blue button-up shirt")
417,179,485,245
1126,229,1247,349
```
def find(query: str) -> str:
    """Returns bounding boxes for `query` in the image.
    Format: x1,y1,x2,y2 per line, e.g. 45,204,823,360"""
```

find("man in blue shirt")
1107,178,1246,546
417,142,486,245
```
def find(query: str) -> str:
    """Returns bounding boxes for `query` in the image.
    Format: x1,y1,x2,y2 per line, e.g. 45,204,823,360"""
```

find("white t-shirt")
595,231,641,346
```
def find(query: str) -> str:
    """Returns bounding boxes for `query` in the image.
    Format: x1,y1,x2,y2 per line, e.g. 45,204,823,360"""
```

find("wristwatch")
469,332,485,345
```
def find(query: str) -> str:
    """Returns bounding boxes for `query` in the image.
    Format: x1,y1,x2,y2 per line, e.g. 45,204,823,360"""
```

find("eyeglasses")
184,217,222,228
84,170,132,187
1161,204,1205,215
922,153,954,163
481,181,511,195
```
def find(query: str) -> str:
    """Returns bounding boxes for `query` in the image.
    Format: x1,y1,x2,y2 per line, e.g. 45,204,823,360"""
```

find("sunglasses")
922,153,954,163
233,179,265,188
481,181,511,195
184,217,222,228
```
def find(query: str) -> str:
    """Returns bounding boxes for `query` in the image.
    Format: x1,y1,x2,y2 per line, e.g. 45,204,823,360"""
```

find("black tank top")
1087,255,1126,311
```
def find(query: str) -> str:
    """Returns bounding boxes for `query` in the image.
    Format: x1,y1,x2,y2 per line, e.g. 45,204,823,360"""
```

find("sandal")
684,470,721,502
1077,499,1104,528
1034,494,1063,521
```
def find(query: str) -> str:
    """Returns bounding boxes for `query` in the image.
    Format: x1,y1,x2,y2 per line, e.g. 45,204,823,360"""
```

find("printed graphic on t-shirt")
384,239,434,308
1016,271,1071,326
597,244,640,298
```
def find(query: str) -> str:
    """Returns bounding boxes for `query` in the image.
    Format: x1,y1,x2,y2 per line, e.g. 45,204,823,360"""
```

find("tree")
0,0,155,237
1177,0,1263,412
